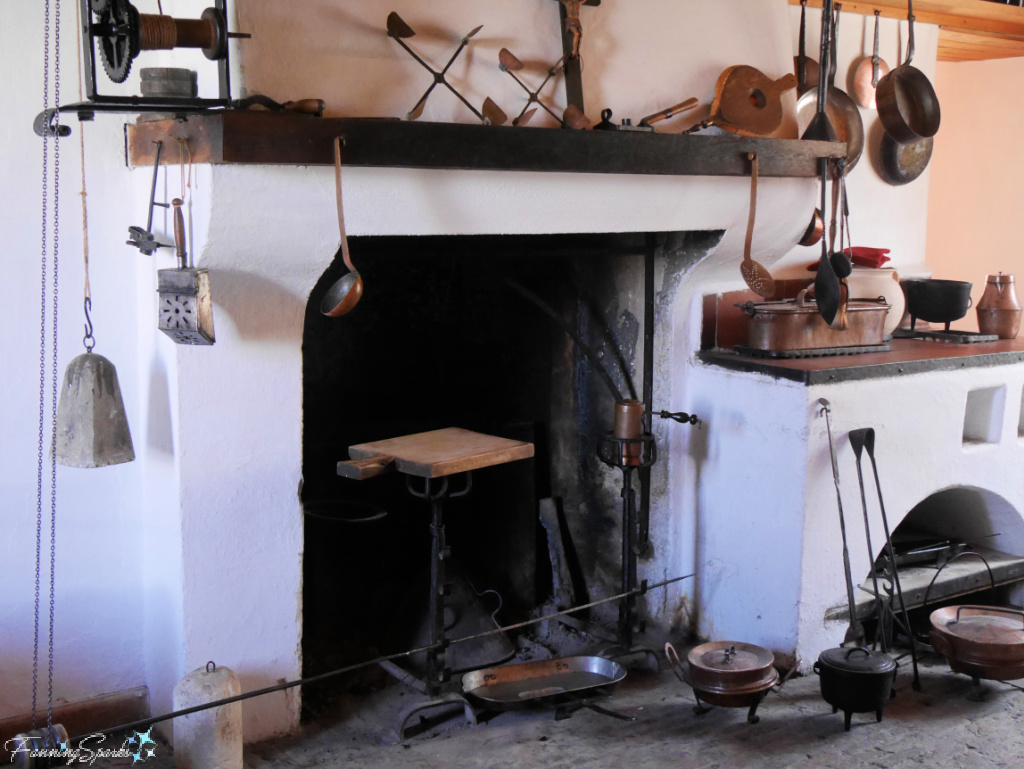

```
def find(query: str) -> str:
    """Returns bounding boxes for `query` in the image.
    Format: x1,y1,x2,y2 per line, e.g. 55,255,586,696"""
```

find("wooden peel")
740,153,775,298
711,67,797,136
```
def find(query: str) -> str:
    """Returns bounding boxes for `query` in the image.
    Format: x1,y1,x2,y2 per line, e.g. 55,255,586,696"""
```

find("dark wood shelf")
699,337,1024,385
126,111,844,178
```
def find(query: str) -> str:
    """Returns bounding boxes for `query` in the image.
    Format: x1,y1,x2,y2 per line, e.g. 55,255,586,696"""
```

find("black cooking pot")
902,279,973,331
814,646,897,731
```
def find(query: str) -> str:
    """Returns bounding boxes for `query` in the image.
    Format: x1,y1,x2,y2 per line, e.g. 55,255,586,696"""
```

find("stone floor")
131,650,1024,769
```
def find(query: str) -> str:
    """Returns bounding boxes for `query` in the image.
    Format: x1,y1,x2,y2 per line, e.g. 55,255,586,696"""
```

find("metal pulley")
54,300,136,468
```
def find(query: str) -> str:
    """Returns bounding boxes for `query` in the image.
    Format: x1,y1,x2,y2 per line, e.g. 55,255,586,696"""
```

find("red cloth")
806,247,891,271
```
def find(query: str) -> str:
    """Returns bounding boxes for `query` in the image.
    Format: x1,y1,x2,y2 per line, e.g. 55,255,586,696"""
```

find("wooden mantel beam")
787,0,1024,38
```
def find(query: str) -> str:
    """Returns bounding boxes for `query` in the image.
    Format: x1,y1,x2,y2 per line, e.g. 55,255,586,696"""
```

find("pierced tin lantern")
157,198,215,345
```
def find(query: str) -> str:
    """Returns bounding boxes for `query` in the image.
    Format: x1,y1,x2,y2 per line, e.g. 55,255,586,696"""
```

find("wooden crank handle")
172,197,187,267
640,97,699,126
337,454,396,480
283,99,326,115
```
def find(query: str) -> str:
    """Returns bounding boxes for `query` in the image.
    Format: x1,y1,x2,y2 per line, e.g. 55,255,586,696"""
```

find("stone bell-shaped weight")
54,352,135,468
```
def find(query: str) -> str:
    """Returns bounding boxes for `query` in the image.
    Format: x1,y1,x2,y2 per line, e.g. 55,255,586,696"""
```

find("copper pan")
851,10,889,110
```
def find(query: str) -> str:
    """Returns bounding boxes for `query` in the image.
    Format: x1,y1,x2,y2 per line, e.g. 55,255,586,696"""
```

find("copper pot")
665,641,780,723
930,605,1024,681
738,291,888,351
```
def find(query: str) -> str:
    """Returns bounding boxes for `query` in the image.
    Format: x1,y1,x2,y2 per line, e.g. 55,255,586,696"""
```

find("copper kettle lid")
988,272,1015,285
690,641,774,673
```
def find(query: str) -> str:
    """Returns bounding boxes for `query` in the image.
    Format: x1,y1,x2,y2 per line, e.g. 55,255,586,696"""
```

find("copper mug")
613,400,645,466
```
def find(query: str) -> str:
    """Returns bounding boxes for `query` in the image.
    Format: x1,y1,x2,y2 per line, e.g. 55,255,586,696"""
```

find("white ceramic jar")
845,267,905,338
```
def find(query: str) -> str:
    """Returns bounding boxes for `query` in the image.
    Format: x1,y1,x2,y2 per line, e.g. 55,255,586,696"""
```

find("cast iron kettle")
814,646,897,731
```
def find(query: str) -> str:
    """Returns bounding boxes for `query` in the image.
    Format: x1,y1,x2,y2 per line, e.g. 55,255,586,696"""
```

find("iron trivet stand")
596,432,660,667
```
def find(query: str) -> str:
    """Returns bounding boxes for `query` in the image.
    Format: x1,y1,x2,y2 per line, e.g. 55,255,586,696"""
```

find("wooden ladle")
320,136,364,317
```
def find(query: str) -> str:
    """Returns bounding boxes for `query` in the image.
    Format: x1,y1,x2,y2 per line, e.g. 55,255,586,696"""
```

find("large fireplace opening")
298,230,714,711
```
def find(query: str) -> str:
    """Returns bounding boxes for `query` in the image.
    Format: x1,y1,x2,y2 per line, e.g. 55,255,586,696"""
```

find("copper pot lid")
931,606,1024,646
818,646,896,675
987,272,1015,285
688,641,774,673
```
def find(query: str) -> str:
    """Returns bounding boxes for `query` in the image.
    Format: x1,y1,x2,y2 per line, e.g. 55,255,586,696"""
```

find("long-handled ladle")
320,137,364,317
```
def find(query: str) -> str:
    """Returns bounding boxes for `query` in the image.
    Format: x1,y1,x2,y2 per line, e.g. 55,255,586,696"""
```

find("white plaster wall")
676,359,1024,668
1,3,147,718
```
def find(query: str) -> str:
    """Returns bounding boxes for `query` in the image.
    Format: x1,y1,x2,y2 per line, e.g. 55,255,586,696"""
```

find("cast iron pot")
814,646,897,731
902,278,973,331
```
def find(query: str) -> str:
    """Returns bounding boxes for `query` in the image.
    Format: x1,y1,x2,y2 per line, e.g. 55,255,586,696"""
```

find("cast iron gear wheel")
97,0,140,84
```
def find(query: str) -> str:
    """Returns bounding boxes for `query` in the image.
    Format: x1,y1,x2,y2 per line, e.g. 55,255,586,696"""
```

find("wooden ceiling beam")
788,1,1024,38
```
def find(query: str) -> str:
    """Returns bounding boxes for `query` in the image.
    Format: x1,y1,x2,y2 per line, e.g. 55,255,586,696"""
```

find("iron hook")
83,297,96,353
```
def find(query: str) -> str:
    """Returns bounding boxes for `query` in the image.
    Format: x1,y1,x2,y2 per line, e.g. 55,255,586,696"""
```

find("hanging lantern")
157,197,215,345
54,299,135,468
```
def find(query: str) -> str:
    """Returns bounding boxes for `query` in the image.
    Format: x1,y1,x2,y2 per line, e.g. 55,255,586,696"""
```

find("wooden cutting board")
338,427,534,480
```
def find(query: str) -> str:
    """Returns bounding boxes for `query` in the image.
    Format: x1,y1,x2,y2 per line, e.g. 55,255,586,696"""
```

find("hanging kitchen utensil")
126,140,173,255
498,48,566,127
387,12,506,125
320,137,364,318
157,197,216,345
799,208,824,247
594,99,698,133
852,11,890,110
849,427,921,691
685,66,797,137
794,0,821,94
796,3,864,171
740,153,775,298
819,399,867,647
876,0,940,143
878,132,933,186
806,0,840,326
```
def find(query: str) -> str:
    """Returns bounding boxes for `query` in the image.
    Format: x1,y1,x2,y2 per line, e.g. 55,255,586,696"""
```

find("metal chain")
48,0,62,728
33,0,52,732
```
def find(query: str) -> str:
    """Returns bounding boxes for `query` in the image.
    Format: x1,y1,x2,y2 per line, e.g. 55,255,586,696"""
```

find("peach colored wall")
927,58,1024,331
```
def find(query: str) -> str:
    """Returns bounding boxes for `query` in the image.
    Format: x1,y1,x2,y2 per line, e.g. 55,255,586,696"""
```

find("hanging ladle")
740,152,775,298
320,136,364,317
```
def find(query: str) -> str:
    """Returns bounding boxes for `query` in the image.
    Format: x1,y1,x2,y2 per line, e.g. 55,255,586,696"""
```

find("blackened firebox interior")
299,231,711,709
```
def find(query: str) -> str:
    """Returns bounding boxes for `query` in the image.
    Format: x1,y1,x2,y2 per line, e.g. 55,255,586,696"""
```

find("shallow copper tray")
461,656,626,708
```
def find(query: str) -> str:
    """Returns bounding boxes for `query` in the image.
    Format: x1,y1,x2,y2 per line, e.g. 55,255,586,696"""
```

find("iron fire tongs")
386,12,506,125
849,427,922,691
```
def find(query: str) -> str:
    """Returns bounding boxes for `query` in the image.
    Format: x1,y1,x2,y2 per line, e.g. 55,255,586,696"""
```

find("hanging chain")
35,0,61,730
48,0,62,729
33,0,52,731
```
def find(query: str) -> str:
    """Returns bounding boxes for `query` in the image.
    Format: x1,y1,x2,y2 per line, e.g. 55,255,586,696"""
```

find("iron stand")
385,472,480,739
596,433,659,669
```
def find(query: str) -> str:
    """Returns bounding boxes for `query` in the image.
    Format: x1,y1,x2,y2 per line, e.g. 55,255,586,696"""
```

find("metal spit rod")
70,573,694,742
